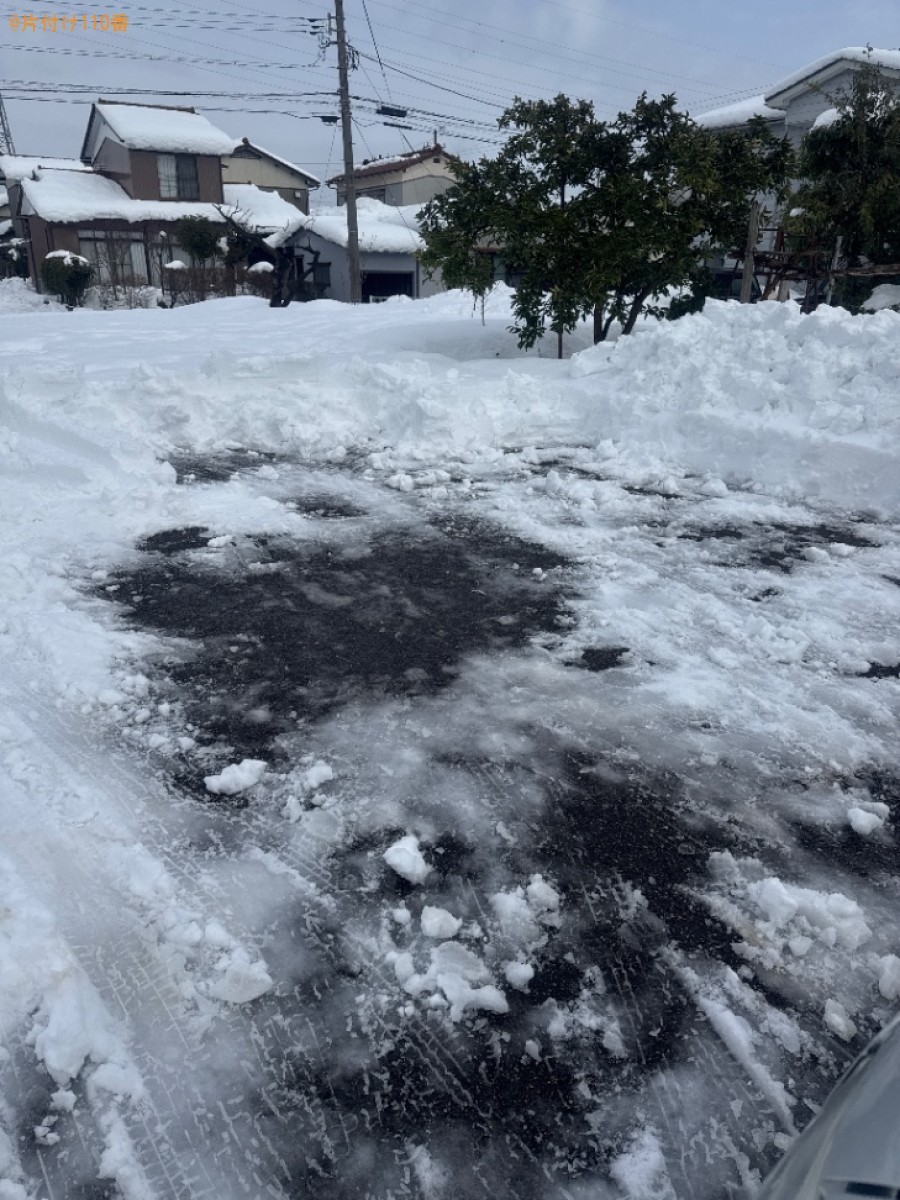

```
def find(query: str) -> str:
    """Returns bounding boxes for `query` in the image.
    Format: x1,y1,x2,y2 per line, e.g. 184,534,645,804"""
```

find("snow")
247,260,274,273
694,95,786,129
21,169,226,224
94,102,238,156
0,187,7,207
383,834,431,883
812,106,841,130
45,250,89,267
0,155,90,183
765,46,900,102
203,758,267,795
2,283,900,1197
267,195,424,253
222,182,301,232
862,282,900,312
420,905,462,938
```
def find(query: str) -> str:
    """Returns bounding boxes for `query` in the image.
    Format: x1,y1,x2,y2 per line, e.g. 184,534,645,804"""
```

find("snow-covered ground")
1,280,899,1200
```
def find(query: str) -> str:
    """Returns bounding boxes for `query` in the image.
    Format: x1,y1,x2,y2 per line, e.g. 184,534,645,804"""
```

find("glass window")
157,154,178,198
157,154,198,200
175,155,199,200
313,262,331,287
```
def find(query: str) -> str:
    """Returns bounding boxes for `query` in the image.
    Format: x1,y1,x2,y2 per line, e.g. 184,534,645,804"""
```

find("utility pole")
333,0,362,303
0,94,16,155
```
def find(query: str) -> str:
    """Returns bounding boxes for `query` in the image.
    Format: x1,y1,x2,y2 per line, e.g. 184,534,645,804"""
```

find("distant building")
222,138,320,214
267,197,444,303
329,144,456,208
695,46,900,145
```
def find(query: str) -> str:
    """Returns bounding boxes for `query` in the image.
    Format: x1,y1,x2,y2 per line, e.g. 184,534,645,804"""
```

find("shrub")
40,251,93,306
173,216,221,265
0,239,28,280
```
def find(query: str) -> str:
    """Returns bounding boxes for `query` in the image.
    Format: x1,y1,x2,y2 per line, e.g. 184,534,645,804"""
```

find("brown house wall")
197,156,223,203
129,150,162,201
128,151,224,203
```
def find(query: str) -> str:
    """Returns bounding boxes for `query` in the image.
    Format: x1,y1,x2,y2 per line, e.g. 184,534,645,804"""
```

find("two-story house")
222,138,320,214
329,143,456,208
695,46,900,145
8,99,239,290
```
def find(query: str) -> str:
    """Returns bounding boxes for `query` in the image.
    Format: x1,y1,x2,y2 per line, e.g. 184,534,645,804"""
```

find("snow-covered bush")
0,238,28,280
40,250,93,307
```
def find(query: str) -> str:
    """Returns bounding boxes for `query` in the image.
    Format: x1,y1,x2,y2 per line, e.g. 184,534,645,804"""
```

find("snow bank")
569,299,900,510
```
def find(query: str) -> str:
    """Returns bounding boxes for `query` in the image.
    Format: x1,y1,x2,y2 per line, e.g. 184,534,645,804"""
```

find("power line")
359,0,391,98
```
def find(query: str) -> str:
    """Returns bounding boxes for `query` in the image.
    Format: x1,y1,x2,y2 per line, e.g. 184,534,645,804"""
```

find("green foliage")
420,93,792,350
789,61,900,310
40,252,93,306
173,215,221,265
0,239,28,280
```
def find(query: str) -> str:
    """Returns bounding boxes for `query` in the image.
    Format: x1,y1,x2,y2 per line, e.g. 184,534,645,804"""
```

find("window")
312,262,331,288
157,153,199,200
78,229,149,286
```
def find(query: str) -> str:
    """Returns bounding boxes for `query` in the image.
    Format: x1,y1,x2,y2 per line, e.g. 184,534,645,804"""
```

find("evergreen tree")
421,94,791,353
789,61,900,309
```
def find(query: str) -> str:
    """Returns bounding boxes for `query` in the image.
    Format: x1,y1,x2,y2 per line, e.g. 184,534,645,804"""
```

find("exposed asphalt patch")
166,449,280,483
96,516,570,789
678,521,879,573
570,646,630,672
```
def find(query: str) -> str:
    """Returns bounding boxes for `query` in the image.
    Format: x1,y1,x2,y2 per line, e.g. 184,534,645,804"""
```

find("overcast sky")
4,0,899,205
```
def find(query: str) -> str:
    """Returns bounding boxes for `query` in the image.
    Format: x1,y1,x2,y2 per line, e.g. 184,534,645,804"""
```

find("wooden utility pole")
739,200,761,304
334,0,362,303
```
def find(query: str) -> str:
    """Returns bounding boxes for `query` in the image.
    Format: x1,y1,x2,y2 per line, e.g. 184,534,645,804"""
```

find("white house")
695,47,900,144
329,144,456,208
222,138,320,214
266,197,442,303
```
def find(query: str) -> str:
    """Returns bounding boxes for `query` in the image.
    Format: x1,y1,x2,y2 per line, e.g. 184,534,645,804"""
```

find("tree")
173,215,221,266
421,93,792,353
788,60,900,310
40,251,93,307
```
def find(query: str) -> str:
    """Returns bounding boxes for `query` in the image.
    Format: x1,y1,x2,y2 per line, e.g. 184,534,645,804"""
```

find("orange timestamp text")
9,12,129,31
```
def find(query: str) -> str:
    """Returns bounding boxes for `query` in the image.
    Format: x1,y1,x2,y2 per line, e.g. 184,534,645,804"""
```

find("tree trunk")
557,327,563,359
621,292,649,336
592,302,605,343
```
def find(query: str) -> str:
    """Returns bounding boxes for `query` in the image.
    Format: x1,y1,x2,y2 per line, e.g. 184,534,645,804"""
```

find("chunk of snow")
300,760,334,791
435,973,508,1022
504,961,535,990
204,758,267,795
877,954,900,1001
383,834,431,884
209,951,273,1003
824,998,857,1041
848,806,884,835
526,874,560,912
420,906,462,938
610,1125,674,1200
247,260,274,273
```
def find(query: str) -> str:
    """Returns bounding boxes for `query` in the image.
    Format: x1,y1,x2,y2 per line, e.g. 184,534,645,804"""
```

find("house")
695,46,900,145
329,144,456,208
7,100,239,290
267,197,443,303
222,138,319,214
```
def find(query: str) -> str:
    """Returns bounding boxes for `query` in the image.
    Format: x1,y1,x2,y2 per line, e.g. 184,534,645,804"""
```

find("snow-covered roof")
20,169,226,224
228,138,320,186
86,101,238,156
328,145,449,185
0,155,91,183
222,183,302,232
694,95,786,130
267,196,424,254
765,47,900,103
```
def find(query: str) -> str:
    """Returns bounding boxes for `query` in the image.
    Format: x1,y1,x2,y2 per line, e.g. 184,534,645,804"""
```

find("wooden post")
740,200,761,304
334,0,362,304
824,235,844,306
